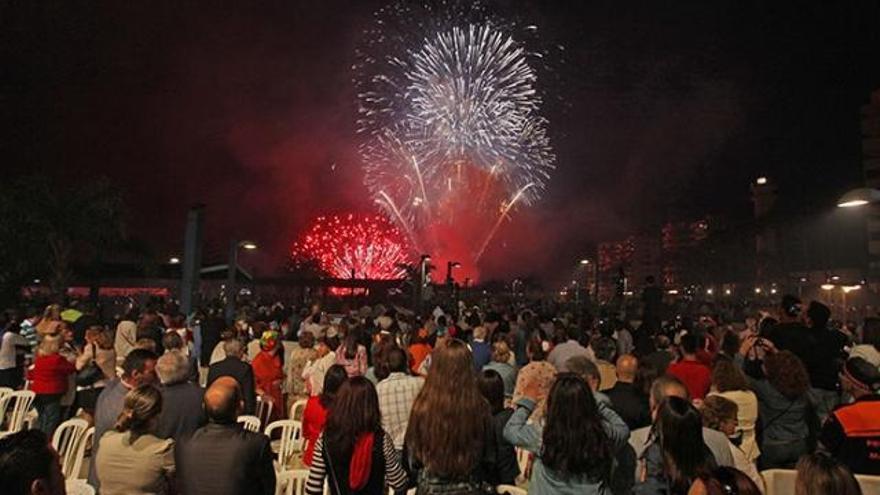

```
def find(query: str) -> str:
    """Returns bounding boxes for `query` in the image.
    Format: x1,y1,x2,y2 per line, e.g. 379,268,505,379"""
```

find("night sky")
3,1,880,283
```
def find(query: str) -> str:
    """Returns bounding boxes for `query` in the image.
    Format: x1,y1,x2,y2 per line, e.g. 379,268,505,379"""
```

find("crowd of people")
0,290,878,494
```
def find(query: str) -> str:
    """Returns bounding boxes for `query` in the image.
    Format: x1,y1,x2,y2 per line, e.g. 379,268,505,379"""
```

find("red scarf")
348,432,375,491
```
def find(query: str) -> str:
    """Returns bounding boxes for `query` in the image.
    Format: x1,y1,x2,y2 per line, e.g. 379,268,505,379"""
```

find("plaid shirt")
376,372,424,449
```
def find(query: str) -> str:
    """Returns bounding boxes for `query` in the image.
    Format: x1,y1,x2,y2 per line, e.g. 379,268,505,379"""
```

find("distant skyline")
3,1,879,283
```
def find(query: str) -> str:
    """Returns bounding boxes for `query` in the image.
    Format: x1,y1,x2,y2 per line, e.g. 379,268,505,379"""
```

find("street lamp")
225,239,258,323
445,261,461,285
168,256,181,264
578,258,599,305
837,187,880,208
756,177,768,185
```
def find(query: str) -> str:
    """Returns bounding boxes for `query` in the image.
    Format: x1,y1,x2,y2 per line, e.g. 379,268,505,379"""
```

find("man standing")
88,348,158,488
176,377,275,495
376,347,424,451
804,301,846,422
819,357,880,475
207,338,256,414
547,326,594,372
667,334,711,400
605,355,651,430
156,351,205,442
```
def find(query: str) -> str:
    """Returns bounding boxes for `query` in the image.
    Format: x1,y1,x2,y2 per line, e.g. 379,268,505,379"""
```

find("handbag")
76,344,104,387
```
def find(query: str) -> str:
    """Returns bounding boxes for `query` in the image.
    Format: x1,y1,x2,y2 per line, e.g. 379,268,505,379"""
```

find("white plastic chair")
289,398,307,422
0,390,35,435
277,469,310,495
496,485,526,495
387,488,417,495
257,396,274,426
65,479,96,495
265,419,303,467
69,426,94,481
237,415,262,433
52,418,89,478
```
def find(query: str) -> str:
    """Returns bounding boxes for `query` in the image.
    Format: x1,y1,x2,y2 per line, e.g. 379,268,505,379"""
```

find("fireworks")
356,2,555,271
289,214,410,281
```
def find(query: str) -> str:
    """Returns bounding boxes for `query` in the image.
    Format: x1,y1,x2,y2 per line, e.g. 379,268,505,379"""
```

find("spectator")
593,336,618,391
482,341,517,397
605,354,651,430
305,377,408,495
547,325,593,372
407,328,432,375
252,330,284,421
471,325,492,370
477,370,519,485
176,376,275,495
763,295,809,360
28,334,75,434
335,331,368,378
161,331,198,383
302,365,348,466
795,452,863,495
819,356,880,474
741,337,813,469
642,335,675,374
0,318,28,389
690,466,763,495
668,333,712,400
89,348,159,489
0,429,66,495
376,347,424,452
512,335,556,423
851,317,880,368
155,351,205,442
287,330,318,402
75,326,117,421
566,355,607,402
18,306,40,364
707,359,759,462
404,338,497,492
700,396,763,490
95,385,175,495
114,317,138,365
504,372,629,493
207,338,256,414
635,396,717,495
302,336,338,396
804,301,846,422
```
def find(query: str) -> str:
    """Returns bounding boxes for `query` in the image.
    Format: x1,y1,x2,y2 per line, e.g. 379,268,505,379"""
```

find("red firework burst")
290,213,411,280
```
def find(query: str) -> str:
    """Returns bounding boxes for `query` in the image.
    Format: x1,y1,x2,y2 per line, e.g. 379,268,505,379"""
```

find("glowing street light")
580,259,590,265
837,187,880,208
168,256,181,264
821,284,836,291
756,177,768,185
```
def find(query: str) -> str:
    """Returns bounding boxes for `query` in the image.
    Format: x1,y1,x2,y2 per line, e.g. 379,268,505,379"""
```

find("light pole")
445,261,461,286
225,239,258,324
580,258,599,305
414,254,431,313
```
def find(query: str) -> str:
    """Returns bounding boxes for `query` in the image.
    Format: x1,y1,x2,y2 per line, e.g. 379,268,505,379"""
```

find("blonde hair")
37,334,62,356
491,341,512,363
115,385,162,439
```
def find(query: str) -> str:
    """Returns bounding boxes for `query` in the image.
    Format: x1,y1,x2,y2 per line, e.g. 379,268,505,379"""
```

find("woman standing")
482,341,518,398
511,336,556,422
504,373,629,494
252,330,284,420
302,365,348,466
335,331,368,378
305,377,408,495
405,339,498,494
76,326,117,422
95,385,175,495
28,334,75,434
477,370,519,486
287,331,318,403
707,359,759,461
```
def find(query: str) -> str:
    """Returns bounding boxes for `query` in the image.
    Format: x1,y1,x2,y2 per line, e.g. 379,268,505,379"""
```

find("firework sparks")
289,214,410,281
356,2,555,271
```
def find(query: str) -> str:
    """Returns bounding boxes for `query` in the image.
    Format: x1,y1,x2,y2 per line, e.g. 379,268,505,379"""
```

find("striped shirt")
305,432,408,495
376,372,424,449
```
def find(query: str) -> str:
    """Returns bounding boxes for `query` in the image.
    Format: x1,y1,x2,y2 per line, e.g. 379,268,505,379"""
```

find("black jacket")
157,381,206,442
207,356,256,415
176,422,276,495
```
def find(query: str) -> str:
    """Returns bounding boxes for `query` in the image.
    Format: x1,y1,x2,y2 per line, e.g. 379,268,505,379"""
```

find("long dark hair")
541,373,613,483
323,376,382,461
319,364,348,408
655,396,716,494
477,369,505,415
343,331,359,360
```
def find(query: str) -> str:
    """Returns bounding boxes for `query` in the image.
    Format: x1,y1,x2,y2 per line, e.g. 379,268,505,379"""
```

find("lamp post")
414,254,431,313
580,258,599,305
225,239,258,324
837,188,880,208
445,261,461,286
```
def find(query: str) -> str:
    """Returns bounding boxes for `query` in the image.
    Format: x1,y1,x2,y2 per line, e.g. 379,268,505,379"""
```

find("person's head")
649,375,689,416
764,351,810,400
298,330,315,350
259,330,280,353
542,373,613,482
0,430,65,495
720,331,740,357
36,334,61,357
593,336,616,363
324,377,381,462
491,341,511,364
42,304,61,321
806,301,831,330
795,452,862,495
156,350,190,385
655,396,715,492
566,355,600,391
477,369,506,415
840,356,880,398
115,385,162,438
134,338,157,353
780,295,803,322
406,339,489,477
473,325,487,341
700,395,738,437
204,376,243,423
526,335,546,361
121,348,159,387
616,354,638,383
161,331,184,352
696,467,763,495
223,338,244,359
320,364,348,407
711,359,749,393
386,346,409,374
679,333,699,357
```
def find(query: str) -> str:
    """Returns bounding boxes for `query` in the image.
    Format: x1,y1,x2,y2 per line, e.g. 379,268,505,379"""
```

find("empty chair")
0,390,35,436
65,480,96,495
69,426,94,481
237,414,262,433
264,419,302,468
289,398,307,422
256,395,274,426
52,418,89,478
